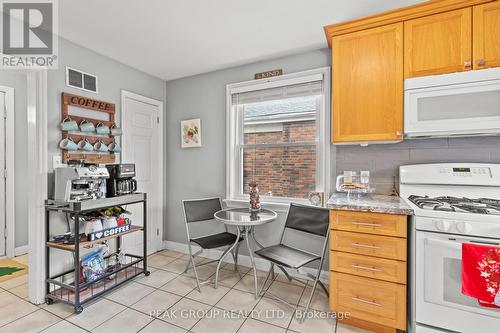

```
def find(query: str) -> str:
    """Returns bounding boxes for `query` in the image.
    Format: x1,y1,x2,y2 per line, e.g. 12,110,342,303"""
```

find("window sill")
223,198,308,213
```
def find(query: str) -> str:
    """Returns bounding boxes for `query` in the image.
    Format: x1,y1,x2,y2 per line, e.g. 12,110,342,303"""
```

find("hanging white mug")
108,141,121,153
110,123,122,136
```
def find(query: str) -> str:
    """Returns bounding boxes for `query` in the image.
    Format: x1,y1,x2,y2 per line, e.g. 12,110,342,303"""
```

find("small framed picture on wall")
181,118,201,148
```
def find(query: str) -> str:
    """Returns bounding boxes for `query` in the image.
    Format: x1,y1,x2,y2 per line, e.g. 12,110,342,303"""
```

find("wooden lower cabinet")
330,251,406,284
330,230,407,261
330,210,407,332
330,273,406,330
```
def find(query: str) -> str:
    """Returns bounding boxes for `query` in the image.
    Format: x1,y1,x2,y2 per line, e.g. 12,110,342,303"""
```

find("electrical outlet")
53,155,64,169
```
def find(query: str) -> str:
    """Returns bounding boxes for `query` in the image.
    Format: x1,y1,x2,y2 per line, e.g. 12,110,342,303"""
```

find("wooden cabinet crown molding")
323,0,495,46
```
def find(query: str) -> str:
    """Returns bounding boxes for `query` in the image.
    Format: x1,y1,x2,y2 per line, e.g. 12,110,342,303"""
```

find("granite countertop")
326,192,414,215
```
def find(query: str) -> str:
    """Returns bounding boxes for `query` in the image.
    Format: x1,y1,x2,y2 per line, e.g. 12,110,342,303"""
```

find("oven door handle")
425,237,500,249
470,240,500,246
425,237,462,249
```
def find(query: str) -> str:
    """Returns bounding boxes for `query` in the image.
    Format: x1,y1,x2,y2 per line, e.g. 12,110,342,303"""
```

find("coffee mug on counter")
93,139,109,152
59,137,78,151
110,123,122,136
108,140,121,153
77,138,93,152
60,117,79,131
79,119,95,133
96,122,110,135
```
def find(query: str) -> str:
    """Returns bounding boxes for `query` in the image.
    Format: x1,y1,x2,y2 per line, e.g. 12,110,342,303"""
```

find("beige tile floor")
0,250,372,333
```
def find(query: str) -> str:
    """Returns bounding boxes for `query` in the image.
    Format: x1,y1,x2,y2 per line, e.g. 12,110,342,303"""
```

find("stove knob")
456,222,472,234
434,220,451,232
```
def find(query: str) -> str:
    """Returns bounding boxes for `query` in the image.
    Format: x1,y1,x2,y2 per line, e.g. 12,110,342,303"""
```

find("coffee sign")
63,93,115,113
255,69,283,80
88,224,131,241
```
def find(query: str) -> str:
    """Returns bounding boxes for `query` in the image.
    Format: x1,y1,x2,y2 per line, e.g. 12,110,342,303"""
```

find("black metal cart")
44,193,150,314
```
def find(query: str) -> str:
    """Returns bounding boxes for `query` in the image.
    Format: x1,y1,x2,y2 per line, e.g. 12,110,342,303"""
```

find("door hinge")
156,228,159,236
3,105,6,119
157,116,160,124
3,169,6,179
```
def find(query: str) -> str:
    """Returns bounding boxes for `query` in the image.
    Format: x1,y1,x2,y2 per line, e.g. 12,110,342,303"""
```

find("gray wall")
337,137,500,194
47,38,167,171
165,49,332,256
0,71,29,248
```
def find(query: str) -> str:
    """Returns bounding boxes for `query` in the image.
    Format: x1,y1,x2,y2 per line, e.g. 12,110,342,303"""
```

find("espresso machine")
54,165,110,202
106,164,137,197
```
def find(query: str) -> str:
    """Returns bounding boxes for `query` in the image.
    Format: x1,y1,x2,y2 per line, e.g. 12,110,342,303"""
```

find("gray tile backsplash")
335,136,500,194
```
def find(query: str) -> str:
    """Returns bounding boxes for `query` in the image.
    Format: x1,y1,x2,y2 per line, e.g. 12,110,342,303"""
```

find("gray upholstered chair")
255,203,330,320
182,197,242,291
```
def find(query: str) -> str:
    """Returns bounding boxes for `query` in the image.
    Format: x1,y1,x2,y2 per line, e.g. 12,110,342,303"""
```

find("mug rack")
61,92,117,164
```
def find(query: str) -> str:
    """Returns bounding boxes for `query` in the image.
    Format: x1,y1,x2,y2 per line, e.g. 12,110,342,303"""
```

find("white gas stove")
400,163,500,333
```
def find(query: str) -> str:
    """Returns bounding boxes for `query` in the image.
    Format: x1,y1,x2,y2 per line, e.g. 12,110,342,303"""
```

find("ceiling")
59,0,425,81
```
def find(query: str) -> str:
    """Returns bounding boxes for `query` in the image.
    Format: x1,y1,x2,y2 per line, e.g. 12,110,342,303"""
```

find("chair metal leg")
184,248,203,273
215,227,241,289
305,272,328,295
301,276,320,323
187,243,201,292
258,263,274,297
301,246,328,323
277,265,292,282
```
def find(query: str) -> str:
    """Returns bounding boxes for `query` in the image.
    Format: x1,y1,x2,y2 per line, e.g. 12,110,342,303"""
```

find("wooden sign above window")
255,69,283,80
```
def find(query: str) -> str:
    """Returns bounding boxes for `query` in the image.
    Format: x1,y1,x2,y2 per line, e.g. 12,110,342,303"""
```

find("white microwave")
404,68,500,137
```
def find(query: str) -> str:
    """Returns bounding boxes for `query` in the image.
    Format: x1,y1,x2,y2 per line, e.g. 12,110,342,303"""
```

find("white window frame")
225,67,330,207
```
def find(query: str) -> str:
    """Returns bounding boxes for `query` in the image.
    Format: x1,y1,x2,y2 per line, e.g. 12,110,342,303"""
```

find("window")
226,68,330,204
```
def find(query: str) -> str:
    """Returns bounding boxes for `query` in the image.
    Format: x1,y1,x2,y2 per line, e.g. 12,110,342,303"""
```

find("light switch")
53,155,64,169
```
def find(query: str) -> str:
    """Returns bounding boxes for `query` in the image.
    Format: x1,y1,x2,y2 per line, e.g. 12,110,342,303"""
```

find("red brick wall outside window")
243,120,316,199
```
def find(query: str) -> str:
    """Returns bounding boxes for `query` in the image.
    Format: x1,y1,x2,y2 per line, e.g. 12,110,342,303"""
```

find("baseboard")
14,245,28,256
162,240,329,283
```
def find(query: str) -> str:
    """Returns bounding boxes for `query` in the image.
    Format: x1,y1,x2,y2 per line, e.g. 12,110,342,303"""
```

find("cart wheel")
144,271,151,276
75,306,83,314
45,298,54,305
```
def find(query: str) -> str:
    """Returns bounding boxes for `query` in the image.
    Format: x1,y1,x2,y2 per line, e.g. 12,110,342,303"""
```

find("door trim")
27,69,48,304
0,86,15,258
120,90,164,253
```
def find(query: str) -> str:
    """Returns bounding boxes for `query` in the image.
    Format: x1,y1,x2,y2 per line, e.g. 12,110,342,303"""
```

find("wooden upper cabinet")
473,1,500,69
404,8,472,78
332,23,403,143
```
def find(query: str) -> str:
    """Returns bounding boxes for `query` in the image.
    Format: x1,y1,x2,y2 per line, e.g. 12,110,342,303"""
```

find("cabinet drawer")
330,251,406,284
330,272,406,330
330,231,406,261
331,210,407,237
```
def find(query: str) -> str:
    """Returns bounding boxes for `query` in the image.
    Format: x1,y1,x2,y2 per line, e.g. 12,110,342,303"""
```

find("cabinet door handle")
351,296,382,307
352,243,381,249
464,60,472,68
351,264,381,272
351,222,382,227
396,131,403,137
477,59,486,66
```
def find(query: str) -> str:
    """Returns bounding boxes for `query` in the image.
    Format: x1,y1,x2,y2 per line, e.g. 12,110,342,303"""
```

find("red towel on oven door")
462,243,500,308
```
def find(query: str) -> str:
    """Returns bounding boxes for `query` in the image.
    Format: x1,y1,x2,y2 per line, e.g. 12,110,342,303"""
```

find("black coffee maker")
106,164,137,197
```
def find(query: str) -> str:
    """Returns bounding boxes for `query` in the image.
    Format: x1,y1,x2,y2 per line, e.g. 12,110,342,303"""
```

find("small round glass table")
213,208,277,298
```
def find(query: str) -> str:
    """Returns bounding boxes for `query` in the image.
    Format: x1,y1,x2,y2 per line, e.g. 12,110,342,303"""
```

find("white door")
0,92,5,257
121,91,163,256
